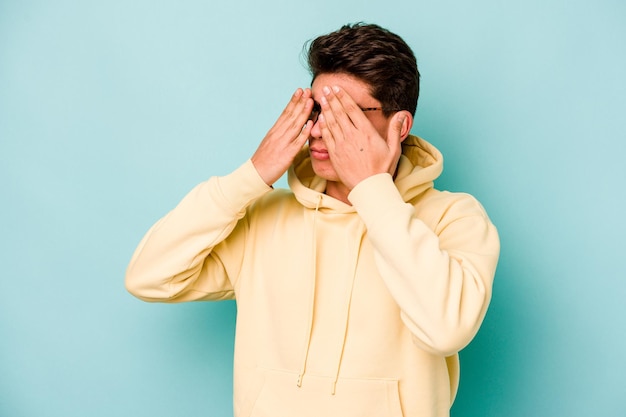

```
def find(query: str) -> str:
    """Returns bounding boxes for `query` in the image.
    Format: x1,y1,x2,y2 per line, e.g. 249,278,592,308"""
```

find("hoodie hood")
288,135,443,209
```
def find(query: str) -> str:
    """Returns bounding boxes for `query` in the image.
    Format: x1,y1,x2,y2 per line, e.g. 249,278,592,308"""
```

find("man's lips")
310,147,330,160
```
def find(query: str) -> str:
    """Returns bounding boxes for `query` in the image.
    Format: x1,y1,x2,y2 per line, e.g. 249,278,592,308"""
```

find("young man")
126,23,500,417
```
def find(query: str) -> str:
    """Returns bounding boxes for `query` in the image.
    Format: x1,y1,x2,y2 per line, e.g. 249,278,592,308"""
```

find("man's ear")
397,110,413,142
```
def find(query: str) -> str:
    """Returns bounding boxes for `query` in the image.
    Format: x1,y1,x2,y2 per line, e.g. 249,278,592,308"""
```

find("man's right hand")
251,88,314,186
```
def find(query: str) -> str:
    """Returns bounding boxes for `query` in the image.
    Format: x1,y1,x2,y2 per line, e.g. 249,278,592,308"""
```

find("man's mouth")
310,147,329,160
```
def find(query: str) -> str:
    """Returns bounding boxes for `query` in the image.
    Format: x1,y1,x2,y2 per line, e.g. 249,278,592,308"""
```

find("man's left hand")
318,86,407,190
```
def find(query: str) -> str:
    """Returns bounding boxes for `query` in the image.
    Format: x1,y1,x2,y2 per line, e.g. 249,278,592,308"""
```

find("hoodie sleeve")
125,159,272,302
348,173,500,356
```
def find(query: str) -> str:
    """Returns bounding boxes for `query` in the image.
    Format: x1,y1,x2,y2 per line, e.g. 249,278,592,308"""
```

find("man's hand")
318,86,407,190
251,88,314,186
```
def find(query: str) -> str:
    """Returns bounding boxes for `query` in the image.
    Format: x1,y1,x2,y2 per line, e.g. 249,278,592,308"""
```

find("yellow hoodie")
125,135,500,417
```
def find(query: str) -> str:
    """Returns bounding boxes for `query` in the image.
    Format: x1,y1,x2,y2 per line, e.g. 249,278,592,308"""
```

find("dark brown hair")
305,23,420,116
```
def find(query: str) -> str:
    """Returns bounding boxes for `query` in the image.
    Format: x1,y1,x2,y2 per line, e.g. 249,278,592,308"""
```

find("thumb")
387,112,406,151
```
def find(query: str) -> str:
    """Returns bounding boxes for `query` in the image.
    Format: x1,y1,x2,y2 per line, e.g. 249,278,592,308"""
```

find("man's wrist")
216,159,273,211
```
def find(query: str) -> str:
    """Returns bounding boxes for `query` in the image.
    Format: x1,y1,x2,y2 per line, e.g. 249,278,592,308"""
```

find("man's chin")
311,161,339,182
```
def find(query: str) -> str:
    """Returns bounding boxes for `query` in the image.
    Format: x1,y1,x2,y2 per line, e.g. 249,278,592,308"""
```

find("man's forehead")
311,73,376,104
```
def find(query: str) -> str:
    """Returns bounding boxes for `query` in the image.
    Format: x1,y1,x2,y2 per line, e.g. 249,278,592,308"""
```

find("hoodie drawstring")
296,194,322,387
330,229,364,395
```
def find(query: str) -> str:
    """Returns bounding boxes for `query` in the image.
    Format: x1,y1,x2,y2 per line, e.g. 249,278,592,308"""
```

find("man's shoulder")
413,188,491,224
419,187,483,206
249,187,299,212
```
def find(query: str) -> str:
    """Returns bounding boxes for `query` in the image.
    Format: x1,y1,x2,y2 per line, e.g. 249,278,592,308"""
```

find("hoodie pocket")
241,368,404,417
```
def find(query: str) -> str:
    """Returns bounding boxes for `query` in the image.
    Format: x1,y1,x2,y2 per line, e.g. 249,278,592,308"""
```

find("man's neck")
324,181,352,205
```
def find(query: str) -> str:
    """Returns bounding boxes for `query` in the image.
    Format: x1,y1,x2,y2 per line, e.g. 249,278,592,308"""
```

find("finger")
318,113,336,152
387,112,406,155
293,89,313,125
275,89,313,138
322,87,355,136
283,89,312,118
300,88,314,117
281,88,304,116
328,85,370,128
297,120,313,146
319,94,345,142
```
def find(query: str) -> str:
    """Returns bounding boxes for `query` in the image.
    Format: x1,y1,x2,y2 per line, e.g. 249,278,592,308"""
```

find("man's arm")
125,89,314,302
349,175,500,356
125,160,271,302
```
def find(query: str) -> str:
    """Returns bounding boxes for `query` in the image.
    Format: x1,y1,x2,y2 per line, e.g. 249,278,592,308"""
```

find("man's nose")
309,117,323,138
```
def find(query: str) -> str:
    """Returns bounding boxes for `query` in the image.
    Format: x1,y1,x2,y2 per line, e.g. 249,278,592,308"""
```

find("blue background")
1,1,625,416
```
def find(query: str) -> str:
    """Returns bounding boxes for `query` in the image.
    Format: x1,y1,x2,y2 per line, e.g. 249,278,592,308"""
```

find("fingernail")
332,86,340,93
323,86,331,95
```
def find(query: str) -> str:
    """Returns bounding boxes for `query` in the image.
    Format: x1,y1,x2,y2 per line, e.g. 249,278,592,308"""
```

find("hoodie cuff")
348,173,406,226
215,159,273,212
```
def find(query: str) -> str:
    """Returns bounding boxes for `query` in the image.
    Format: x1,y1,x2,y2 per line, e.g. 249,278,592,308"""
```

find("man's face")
308,73,393,183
